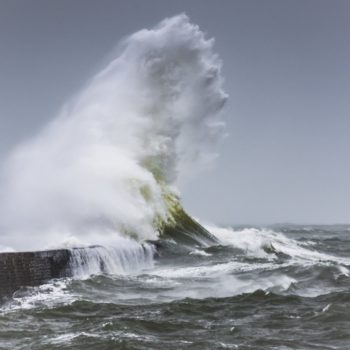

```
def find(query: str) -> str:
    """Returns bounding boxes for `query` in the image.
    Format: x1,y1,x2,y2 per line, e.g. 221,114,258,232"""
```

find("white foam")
322,303,331,313
151,260,287,279
206,224,350,266
1,280,74,313
147,269,295,300
49,332,100,345
189,249,212,257
337,265,349,277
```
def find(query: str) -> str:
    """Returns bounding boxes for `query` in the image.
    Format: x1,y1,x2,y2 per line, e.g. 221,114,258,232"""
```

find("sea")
1,224,350,350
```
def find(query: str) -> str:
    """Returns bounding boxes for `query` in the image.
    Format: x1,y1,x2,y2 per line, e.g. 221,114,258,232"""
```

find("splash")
0,14,227,251
207,224,350,265
69,242,155,278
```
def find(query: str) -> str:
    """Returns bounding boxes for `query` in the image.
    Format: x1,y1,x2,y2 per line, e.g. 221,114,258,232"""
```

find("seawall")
0,249,72,299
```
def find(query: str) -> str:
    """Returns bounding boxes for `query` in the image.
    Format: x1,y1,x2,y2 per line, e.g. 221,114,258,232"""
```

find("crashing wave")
0,14,226,253
207,224,350,265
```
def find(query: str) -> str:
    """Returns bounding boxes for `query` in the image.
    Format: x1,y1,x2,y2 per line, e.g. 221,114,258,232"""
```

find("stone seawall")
0,249,72,299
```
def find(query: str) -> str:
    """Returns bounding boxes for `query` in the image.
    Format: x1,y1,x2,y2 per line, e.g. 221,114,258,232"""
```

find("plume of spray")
0,14,227,251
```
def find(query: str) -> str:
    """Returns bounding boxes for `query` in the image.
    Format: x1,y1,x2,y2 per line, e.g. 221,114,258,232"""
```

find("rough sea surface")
1,225,350,350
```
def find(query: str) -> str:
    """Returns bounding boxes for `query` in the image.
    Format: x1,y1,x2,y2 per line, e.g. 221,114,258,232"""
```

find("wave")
207,224,350,266
0,14,226,252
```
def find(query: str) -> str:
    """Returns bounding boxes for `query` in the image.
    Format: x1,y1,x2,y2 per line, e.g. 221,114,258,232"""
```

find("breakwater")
0,249,71,299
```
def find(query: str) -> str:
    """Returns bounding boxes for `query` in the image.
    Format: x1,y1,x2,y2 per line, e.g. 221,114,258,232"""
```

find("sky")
0,0,349,225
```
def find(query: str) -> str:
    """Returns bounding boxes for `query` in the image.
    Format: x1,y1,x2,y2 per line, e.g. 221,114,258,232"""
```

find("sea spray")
0,14,227,252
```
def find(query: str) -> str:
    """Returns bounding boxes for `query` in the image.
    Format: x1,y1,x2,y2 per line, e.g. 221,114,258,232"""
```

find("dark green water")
1,225,350,349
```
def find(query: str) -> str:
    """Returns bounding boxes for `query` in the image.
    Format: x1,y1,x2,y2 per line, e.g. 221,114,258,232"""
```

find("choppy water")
1,225,350,350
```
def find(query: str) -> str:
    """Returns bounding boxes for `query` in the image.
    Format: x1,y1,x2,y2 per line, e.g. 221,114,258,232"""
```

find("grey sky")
0,0,349,224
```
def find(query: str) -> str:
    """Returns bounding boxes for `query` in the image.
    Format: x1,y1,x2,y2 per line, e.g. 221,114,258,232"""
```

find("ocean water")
1,224,350,350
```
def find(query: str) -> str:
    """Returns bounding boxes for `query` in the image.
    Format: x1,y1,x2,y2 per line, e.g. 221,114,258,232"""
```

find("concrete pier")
0,249,72,299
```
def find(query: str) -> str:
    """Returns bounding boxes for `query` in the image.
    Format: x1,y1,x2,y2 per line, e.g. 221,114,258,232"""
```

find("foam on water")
151,261,282,279
206,224,350,266
189,248,212,257
1,280,74,312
